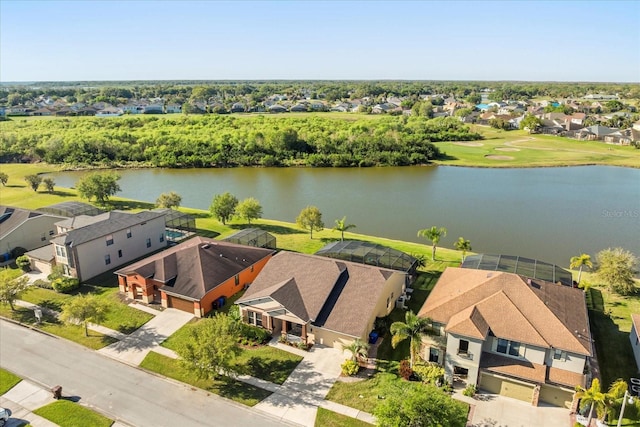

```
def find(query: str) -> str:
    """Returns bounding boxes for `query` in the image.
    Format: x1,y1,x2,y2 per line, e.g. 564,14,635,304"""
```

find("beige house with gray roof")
418,267,592,408
237,251,406,349
0,206,65,257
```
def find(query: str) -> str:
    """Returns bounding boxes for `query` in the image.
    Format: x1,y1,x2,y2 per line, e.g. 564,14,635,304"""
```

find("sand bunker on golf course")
484,155,514,160
495,147,520,152
453,142,484,147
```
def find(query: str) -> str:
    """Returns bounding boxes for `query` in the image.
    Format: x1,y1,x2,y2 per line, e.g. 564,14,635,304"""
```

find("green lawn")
140,351,272,406
315,408,373,426
33,400,113,427
326,372,407,413
0,368,22,394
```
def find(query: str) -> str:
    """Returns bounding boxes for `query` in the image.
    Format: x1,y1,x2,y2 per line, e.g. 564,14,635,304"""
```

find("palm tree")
570,253,593,284
390,310,431,368
606,379,628,423
333,216,356,241
342,338,370,362
417,226,447,261
454,237,472,262
575,378,607,426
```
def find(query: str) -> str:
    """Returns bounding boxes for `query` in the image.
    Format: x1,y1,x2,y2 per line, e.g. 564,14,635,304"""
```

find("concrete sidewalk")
0,381,57,427
98,308,193,366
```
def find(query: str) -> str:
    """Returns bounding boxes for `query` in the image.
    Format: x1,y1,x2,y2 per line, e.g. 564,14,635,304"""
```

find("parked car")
0,407,9,426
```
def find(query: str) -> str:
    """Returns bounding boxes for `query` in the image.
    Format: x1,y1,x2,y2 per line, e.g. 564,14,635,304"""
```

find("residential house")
32,107,54,116
236,251,406,349
584,94,619,100
166,103,182,114
230,102,246,113
574,125,618,141
372,103,401,114
268,104,287,113
418,267,591,408
143,102,164,114
630,314,640,372
0,206,66,257
95,107,124,117
116,237,275,317
48,210,166,281
290,103,308,112
603,129,634,145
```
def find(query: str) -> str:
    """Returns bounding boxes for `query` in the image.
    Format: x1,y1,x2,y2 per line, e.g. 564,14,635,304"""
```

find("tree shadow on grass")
213,377,272,403
48,189,75,197
253,224,304,236
195,228,220,239
239,356,301,385
106,199,156,211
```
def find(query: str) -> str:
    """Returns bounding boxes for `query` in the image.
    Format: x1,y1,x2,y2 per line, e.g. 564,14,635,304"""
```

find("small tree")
60,294,110,336
342,338,369,362
76,172,121,204
575,378,607,426
210,192,238,225
175,313,241,379
417,226,447,261
333,216,356,241
0,172,8,186
24,174,42,192
296,205,324,239
453,237,471,262
16,255,31,272
156,191,182,209
236,197,263,224
570,253,593,284
520,114,543,133
43,177,55,193
596,247,638,295
0,275,29,311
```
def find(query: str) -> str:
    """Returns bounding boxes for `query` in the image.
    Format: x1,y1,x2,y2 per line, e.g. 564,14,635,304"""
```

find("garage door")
167,296,194,314
539,385,574,408
480,373,534,403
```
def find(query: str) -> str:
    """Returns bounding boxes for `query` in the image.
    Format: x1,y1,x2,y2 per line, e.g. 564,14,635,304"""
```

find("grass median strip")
315,408,373,426
140,351,272,406
33,400,113,427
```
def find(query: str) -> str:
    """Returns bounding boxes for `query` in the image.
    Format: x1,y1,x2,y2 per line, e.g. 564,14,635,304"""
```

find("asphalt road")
0,320,291,427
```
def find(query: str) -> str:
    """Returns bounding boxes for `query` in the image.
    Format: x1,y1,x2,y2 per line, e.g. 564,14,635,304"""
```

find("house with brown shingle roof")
417,267,592,408
236,251,406,349
116,237,275,317
630,314,640,372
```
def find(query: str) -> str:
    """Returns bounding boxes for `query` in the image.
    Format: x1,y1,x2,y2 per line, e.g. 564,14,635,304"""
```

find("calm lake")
49,166,640,267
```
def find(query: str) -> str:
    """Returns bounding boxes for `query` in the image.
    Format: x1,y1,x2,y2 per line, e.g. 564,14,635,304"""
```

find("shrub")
413,363,445,385
16,255,31,272
462,383,477,397
374,315,391,335
341,360,359,376
52,277,80,293
33,279,53,289
239,323,271,344
10,247,27,259
399,359,413,380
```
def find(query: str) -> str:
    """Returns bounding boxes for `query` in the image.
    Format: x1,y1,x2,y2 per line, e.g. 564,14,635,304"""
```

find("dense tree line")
0,115,481,167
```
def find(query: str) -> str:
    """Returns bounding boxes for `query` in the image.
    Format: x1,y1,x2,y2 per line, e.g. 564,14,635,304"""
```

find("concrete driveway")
98,308,193,366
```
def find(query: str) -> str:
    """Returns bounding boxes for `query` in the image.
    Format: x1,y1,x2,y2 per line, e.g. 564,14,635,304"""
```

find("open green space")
33,400,113,427
315,408,373,427
139,351,272,406
0,368,22,394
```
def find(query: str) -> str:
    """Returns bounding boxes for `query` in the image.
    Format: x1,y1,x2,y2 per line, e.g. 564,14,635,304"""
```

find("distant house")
237,251,406,349
290,103,308,112
418,267,591,408
0,206,66,257
230,102,246,113
165,103,182,114
95,107,124,117
143,103,164,114
116,237,275,317
48,210,166,281
574,125,618,141
268,104,287,113
32,107,53,116
603,129,634,145
584,94,619,100
630,314,640,372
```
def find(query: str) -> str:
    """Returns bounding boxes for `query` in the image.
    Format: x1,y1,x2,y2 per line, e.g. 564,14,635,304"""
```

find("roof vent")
486,273,493,278
220,253,224,257
201,244,210,249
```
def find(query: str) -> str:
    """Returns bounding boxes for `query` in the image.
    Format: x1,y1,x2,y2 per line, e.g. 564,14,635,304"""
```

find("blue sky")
1,1,639,82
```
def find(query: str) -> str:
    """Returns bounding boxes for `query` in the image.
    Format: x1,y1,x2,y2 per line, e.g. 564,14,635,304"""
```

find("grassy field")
0,368,22,394
139,351,272,406
33,400,113,427
315,408,373,426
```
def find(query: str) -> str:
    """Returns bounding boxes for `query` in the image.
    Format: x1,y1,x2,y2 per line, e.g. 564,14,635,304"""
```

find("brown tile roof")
418,267,591,355
238,252,404,338
116,237,275,300
480,352,546,383
548,366,586,388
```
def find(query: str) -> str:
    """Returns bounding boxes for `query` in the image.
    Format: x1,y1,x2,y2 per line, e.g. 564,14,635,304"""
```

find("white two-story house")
418,267,592,409
50,210,166,281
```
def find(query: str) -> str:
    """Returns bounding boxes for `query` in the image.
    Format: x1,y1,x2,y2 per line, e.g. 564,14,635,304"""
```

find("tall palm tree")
575,378,607,426
333,216,356,241
570,253,593,284
454,237,472,262
342,338,370,362
606,379,628,423
417,226,447,261
390,310,432,368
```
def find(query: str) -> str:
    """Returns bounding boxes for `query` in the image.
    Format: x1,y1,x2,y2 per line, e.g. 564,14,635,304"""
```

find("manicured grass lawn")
315,408,373,426
33,400,113,427
326,372,405,413
140,351,272,406
0,368,22,394
162,319,302,384
0,305,117,350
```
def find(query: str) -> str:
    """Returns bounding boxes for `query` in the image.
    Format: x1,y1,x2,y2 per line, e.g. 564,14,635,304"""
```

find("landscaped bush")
238,323,271,345
52,277,80,293
374,315,391,336
413,363,445,385
399,359,413,380
462,383,477,397
341,360,359,376
33,279,53,289
15,255,31,272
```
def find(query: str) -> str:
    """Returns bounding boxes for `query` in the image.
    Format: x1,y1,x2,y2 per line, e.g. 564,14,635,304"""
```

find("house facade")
418,267,592,408
50,210,166,281
0,206,66,257
630,314,640,372
116,237,274,317
236,252,406,349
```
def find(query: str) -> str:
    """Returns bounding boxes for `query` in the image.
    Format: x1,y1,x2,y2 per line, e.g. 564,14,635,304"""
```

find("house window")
118,250,123,258
553,349,567,361
497,339,521,357
508,341,520,356
247,311,262,327
431,321,443,336
159,233,164,243
146,238,151,248
459,339,469,355
105,254,111,265
235,275,240,286
429,347,439,363
62,264,71,276
497,338,508,354
49,230,55,236
106,235,114,246
126,229,132,238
